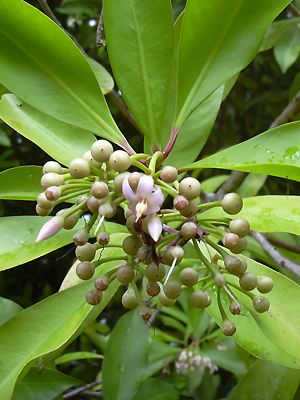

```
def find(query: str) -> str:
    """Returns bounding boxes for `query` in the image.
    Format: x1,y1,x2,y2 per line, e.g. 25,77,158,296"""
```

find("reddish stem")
119,140,137,155
162,127,179,159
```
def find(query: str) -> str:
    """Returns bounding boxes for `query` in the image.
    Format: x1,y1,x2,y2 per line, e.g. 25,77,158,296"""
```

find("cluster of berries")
35,139,273,336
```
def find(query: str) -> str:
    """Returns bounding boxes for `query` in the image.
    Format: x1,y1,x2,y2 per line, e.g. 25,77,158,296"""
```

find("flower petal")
147,216,162,242
122,176,136,201
136,175,154,196
146,186,164,214
35,216,64,243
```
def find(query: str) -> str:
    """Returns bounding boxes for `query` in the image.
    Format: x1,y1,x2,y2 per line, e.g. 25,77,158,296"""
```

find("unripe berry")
229,218,250,237
122,235,142,255
137,246,152,264
37,192,53,209
224,256,247,276
116,264,135,284
179,200,198,217
126,215,138,234
36,204,52,216
86,289,102,305
73,231,89,246
230,237,247,254
214,272,225,287
160,166,178,183
159,291,176,307
63,211,81,230
146,282,160,296
43,161,62,175
180,222,197,240
77,195,89,205
223,233,240,249
163,246,184,265
97,231,110,246
257,276,274,294
91,181,109,199
122,289,139,309
87,196,100,213
252,296,270,313
221,193,243,215
75,243,96,262
76,261,95,280
229,301,241,315
179,268,198,286
173,195,188,211
239,272,258,291
222,320,236,336
164,281,182,299
45,186,61,201
145,263,165,281
128,172,141,191
179,177,201,200
69,158,90,179
94,276,109,291
41,173,64,189
114,172,130,192
109,150,131,172
91,139,114,162
83,150,101,168
98,203,116,218
190,291,211,308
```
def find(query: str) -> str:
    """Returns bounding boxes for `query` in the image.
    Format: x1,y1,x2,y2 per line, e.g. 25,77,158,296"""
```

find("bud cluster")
35,139,273,336
175,349,218,375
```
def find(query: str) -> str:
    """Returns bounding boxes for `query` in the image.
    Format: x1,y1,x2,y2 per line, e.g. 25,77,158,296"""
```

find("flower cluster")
35,139,274,336
175,349,218,375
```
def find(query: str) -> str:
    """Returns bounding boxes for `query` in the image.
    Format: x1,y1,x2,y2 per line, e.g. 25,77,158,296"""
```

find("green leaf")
133,378,179,400
0,166,41,201
103,0,174,145
201,175,229,193
207,252,300,368
87,58,114,95
12,367,80,400
102,310,149,400
185,122,300,181
236,174,267,197
0,216,84,270
274,24,300,73
260,17,300,52
0,278,119,399
200,196,300,235
229,360,300,400
55,351,103,365
0,94,95,165
176,0,292,127
0,0,126,146
0,297,22,327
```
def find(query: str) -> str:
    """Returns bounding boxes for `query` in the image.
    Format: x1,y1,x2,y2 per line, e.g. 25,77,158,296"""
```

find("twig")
216,171,247,199
81,391,102,398
265,235,300,255
163,127,180,159
288,3,300,16
63,380,101,399
96,6,105,47
251,231,300,276
147,307,161,327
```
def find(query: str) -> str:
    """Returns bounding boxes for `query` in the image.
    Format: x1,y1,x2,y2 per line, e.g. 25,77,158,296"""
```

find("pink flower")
146,215,163,242
35,216,64,243
122,175,164,221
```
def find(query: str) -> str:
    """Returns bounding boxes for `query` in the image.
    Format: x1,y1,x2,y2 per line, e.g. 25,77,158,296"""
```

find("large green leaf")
0,298,22,327
185,122,300,181
229,360,300,400
260,17,300,52
0,0,126,146
102,310,149,400
12,367,80,400
0,94,95,165
274,24,300,73
176,0,292,127
0,166,41,201
87,58,114,95
103,0,174,145
133,378,179,400
200,196,300,235
0,278,119,399
207,251,300,368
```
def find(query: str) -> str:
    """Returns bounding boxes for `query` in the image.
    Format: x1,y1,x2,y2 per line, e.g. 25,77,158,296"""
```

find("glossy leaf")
200,196,300,235
55,351,103,365
102,310,149,400
0,0,126,145
260,17,300,51
206,251,300,368
0,166,41,201
230,360,300,400
0,298,22,327
0,94,95,165
12,367,80,400
274,24,300,73
185,122,300,181
133,378,179,400
176,0,291,127
87,58,114,95
104,0,173,145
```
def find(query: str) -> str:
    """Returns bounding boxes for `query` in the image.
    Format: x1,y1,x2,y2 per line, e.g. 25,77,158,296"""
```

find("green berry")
180,222,197,240
190,291,211,308
145,263,165,281
173,195,188,211
179,177,201,200
126,215,138,234
109,150,131,172
76,261,95,280
223,233,240,249
257,276,274,294
94,276,109,291
146,282,160,296
221,193,243,215
160,166,178,183
229,218,250,237
214,272,225,287
164,281,182,299
37,192,53,209
230,237,247,254
75,243,96,262
252,296,270,313
97,231,110,246
122,289,139,309
128,172,141,191
222,320,236,336
122,235,142,255
229,301,241,315
224,255,247,276
98,203,116,218
69,158,90,179
85,289,102,305
91,182,109,199
137,246,152,264
41,173,64,189
158,291,176,307
63,211,81,230
43,161,62,174
163,246,184,265
179,268,198,286
239,272,258,291
91,139,114,162
83,150,101,168
179,200,198,217
116,264,135,284
73,231,89,246
114,172,130,192
36,204,52,216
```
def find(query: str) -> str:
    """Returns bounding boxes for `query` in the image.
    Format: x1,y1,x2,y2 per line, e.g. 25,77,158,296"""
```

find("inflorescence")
35,140,273,336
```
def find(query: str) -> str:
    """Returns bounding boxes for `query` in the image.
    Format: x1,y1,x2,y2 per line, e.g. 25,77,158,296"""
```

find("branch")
251,231,300,276
216,171,247,199
63,380,101,399
265,235,300,255
96,6,105,48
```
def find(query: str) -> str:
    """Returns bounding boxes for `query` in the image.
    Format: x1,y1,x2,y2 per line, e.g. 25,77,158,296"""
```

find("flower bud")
252,296,270,313
35,215,64,242
190,291,211,308
146,282,160,296
221,193,243,215
87,196,101,213
222,320,236,336
163,246,184,265
145,263,165,281
45,186,61,201
36,204,52,216
229,301,241,315
239,272,257,291
83,150,101,168
173,195,188,211
229,218,250,237
179,200,198,217
91,139,114,162
180,222,197,240
122,289,139,309
37,192,53,209
257,276,273,294
41,173,64,189
160,166,178,183
69,158,90,179
76,261,95,280
164,281,182,299
122,235,143,255
179,177,201,200
97,231,110,246
179,268,198,287
94,276,109,291
128,172,142,191
75,243,96,262
114,172,130,193
63,210,81,230
91,181,109,199
224,255,247,276
109,150,131,172
86,289,102,305
116,264,135,284
99,203,116,218
73,231,89,246
159,291,176,307
43,161,62,175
